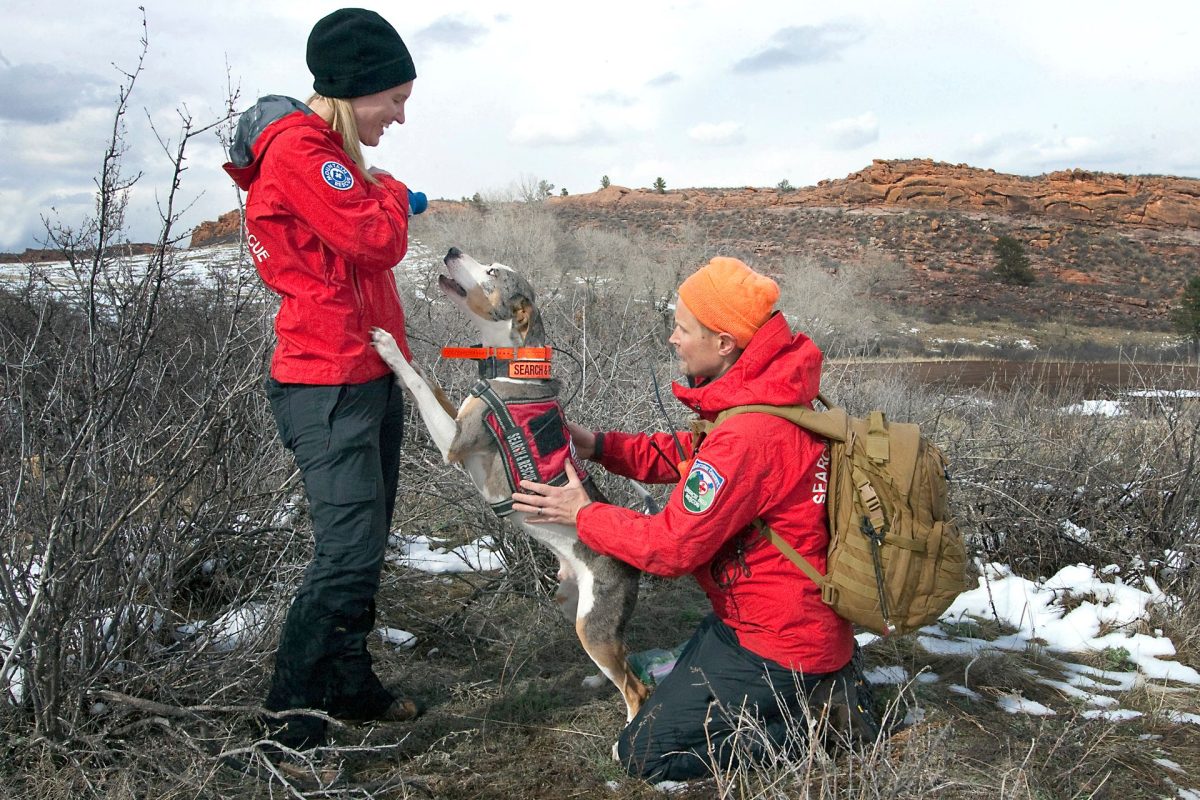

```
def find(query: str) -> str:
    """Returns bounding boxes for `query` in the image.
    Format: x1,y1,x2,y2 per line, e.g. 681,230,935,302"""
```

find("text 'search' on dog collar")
441,346,553,380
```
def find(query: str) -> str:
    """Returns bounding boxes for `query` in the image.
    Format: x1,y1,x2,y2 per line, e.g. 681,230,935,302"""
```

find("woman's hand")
511,461,592,525
567,421,596,460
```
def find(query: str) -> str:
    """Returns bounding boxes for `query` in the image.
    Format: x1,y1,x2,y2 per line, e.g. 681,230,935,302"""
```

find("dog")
371,247,650,721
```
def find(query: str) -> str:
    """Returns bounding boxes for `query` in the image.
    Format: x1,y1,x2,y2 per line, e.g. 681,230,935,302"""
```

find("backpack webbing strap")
852,465,889,536
751,520,827,589
756,517,895,630
866,411,890,462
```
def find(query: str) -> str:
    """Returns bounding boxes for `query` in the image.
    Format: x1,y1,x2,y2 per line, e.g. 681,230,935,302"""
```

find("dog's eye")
486,268,498,277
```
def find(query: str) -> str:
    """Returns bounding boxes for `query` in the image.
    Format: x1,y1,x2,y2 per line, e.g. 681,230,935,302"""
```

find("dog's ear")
511,297,546,346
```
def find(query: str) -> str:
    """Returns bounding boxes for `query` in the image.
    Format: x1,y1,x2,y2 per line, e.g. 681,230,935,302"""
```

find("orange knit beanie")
677,257,779,348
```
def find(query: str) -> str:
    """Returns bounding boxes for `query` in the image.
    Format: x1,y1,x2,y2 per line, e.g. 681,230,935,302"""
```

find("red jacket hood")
223,97,337,191
672,312,822,418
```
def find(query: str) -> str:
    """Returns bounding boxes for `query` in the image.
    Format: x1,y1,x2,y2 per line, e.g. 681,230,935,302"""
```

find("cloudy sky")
1,1,1198,251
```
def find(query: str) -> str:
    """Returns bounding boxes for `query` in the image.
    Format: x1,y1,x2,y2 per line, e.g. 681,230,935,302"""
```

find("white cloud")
825,112,878,150
0,62,112,124
509,112,611,147
415,15,492,49
591,90,639,108
732,22,866,74
963,132,1133,175
688,121,745,146
646,71,681,87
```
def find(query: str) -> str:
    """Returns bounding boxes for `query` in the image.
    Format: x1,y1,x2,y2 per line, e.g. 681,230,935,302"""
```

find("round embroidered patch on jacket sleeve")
682,458,726,514
321,161,355,191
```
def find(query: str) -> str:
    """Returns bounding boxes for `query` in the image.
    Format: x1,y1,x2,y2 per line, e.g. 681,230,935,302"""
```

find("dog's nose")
445,247,462,261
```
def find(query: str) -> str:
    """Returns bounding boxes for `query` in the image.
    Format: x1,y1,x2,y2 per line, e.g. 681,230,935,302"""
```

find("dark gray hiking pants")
263,375,404,728
617,614,877,782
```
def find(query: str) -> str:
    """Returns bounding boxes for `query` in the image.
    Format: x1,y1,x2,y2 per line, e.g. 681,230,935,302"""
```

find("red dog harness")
442,345,589,516
469,380,590,516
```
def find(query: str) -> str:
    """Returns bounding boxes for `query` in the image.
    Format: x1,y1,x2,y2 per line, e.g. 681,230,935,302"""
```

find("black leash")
550,345,583,408
650,367,688,464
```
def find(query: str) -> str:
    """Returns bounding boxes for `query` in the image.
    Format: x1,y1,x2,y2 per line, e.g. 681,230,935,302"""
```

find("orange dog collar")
441,346,553,379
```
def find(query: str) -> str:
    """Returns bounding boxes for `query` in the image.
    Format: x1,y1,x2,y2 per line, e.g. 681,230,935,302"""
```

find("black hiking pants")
262,375,404,745
617,614,877,782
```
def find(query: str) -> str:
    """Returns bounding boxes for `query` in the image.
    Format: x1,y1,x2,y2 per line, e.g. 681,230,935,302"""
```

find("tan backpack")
708,396,969,636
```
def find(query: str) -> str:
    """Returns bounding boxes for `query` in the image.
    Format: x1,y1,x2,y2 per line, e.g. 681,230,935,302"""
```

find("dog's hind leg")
576,617,649,722
572,561,649,722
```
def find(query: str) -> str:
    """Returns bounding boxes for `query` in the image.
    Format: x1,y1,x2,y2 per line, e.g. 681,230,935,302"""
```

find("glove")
407,189,428,216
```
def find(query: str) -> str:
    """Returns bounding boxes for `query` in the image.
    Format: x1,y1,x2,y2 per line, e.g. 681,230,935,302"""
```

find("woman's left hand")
511,461,592,525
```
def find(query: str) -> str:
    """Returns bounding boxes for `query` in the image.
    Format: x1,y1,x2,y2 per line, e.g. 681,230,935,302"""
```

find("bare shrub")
777,250,903,358
415,202,565,287
944,379,1199,583
0,33,289,755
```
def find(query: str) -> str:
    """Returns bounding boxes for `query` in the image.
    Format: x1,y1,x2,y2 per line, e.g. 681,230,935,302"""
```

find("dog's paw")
371,327,404,366
370,326,395,350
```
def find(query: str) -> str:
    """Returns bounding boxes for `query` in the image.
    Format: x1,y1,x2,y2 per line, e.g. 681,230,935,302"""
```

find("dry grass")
9,567,1195,799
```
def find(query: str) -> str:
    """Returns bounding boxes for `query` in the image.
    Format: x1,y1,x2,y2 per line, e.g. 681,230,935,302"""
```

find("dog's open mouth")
438,274,467,297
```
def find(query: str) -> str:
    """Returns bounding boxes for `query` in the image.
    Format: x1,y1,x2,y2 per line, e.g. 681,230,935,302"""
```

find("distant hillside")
184,159,1200,331
0,242,160,264
542,159,1200,331
549,159,1200,228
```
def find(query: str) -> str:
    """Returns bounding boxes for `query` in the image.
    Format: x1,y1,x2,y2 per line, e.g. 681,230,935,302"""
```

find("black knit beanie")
307,8,416,99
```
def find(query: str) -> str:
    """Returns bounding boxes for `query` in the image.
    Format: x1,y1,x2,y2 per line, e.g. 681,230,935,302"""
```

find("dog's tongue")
438,274,466,296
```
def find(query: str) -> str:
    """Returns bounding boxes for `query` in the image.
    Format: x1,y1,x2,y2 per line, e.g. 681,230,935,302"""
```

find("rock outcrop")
549,159,1200,230
188,160,1200,249
188,210,243,248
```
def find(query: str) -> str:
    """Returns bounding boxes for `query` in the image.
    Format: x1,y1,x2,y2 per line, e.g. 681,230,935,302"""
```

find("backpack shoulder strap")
713,401,851,444
703,400,846,594
751,520,828,590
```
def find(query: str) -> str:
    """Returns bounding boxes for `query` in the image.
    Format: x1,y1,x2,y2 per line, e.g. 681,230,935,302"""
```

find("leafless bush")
777,249,903,358
0,32,289,756
949,383,1197,584
416,202,565,286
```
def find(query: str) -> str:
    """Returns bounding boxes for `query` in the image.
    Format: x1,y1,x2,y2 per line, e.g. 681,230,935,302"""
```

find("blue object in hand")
407,189,428,216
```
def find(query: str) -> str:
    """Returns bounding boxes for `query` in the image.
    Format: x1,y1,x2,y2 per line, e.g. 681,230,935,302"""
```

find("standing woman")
224,8,429,750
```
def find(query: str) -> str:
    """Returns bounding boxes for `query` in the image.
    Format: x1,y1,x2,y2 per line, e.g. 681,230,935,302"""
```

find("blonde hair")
308,94,380,185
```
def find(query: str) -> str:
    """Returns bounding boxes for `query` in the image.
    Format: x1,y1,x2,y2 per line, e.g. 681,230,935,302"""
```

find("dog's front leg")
371,328,458,462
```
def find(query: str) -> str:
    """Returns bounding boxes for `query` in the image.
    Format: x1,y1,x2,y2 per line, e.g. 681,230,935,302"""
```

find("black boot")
262,597,337,749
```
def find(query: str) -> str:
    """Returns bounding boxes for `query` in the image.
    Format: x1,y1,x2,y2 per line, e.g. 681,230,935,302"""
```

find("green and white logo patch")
683,458,726,514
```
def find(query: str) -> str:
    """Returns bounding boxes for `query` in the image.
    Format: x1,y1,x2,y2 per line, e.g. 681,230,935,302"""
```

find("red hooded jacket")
224,97,413,384
577,313,854,674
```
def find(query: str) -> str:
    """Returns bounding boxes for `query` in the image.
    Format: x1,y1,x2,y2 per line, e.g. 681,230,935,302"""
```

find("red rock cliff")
548,159,1200,229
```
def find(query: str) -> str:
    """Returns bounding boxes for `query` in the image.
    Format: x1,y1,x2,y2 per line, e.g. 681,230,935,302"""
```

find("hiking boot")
328,684,423,723
375,693,422,722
